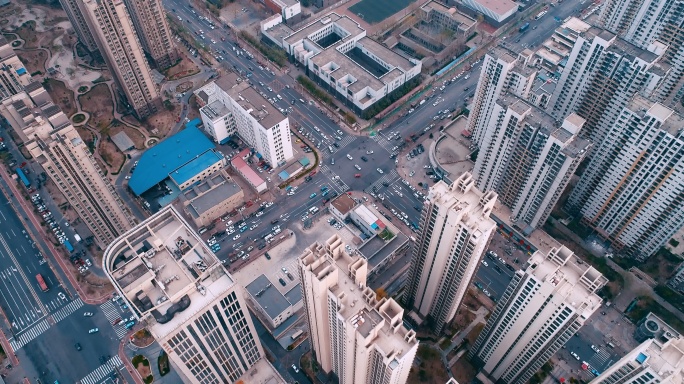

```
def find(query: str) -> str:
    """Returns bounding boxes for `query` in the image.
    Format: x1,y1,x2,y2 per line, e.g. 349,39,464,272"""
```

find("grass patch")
72,113,86,124
626,296,684,334
348,0,415,24
438,337,451,350
379,228,395,241
565,218,593,239
654,285,684,314
78,84,114,130
408,345,449,384
42,78,77,116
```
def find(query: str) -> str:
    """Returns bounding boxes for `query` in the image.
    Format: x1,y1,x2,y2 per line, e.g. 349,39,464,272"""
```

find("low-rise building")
263,0,301,23
283,13,422,116
419,1,477,37
179,171,244,227
231,149,267,193
244,274,303,330
329,192,358,219
196,74,293,167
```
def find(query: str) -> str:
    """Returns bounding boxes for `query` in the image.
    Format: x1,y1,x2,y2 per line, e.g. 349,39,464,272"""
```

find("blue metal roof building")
128,126,216,196
169,150,224,187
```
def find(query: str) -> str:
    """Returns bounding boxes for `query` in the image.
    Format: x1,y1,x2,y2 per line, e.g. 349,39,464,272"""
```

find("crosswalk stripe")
589,349,610,368
9,318,50,351
365,170,399,194
320,165,349,192
99,301,128,340
337,136,357,149
79,355,123,384
51,298,84,323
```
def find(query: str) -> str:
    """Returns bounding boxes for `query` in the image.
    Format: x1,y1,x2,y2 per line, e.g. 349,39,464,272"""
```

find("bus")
534,10,547,20
291,330,303,340
36,274,49,292
15,167,30,188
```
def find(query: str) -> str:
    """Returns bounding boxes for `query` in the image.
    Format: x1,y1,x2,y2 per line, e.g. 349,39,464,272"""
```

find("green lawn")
348,0,415,24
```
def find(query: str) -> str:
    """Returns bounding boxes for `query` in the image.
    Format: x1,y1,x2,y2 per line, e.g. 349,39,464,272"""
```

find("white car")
346,154,353,160
233,234,241,241
83,312,94,317
482,261,489,267
255,211,264,217
58,292,66,300
377,168,384,174
355,164,361,171
366,150,374,154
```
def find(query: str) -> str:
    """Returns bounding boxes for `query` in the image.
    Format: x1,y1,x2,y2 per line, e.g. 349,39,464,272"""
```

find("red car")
354,173,361,178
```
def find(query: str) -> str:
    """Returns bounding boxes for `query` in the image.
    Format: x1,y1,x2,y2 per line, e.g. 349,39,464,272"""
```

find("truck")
519,22,530,33
64,240,74,253
291,330,304,340
74,233,82,243
36,274,49,292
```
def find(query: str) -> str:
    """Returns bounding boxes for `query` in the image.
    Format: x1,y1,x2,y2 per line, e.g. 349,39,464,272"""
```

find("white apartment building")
599,0,684,106
473,94,590,230
103,206,270,384
402,173,498,334
282,13,422,116
548,18,667,146
469,246,607,384
591,313,684,384
299,235,418,384
568,96,684,261
196,74,293,167
79,0,160,119
58,0,99,51
123,0,178,69
467,46,537,147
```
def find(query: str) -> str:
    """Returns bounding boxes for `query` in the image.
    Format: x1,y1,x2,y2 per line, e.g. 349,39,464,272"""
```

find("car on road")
361,156,368,162
310,193,317,199
354,164,361,171
377,168,384,174
292,364,300,373
88,328,99,334
570,351,580,360
255,211,264,217
125,321,136,329
591,345,600,353
233,234,241,240
249,224,258,231
346,154,353,160
366,150,374,154
83,312,94,317
58,292,66,300
75,343,82,351
482,261,488,267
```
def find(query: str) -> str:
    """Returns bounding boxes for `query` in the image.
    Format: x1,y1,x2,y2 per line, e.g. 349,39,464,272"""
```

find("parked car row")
32,193,71,246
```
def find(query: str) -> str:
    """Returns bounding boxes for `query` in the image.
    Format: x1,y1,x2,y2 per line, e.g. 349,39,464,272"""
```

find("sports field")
347,0,416,24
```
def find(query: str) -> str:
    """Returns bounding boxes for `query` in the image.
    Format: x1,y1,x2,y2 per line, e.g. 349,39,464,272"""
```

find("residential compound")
599,0,684,105
299,235,419,384
470,246,607,384
196,73,293,167
568,96,684,261
591,313,684,384
1,86,134,248
122,0,178,69
103,206,270,383
273,13,422,116
473,99,590,231
403,173,498,334
78,0,160,118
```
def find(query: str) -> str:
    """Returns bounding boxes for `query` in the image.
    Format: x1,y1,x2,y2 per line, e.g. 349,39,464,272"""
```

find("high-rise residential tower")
598,0,684,105
568,96,684,260
402,173,498,334
473,94,590,230
104,206,269,384
122,0,177,69
1,85,135,249
79,0,160,118
469,246,607,384
591,313,684,384
467,46,537,146
298,234,419,384
58,0,99,51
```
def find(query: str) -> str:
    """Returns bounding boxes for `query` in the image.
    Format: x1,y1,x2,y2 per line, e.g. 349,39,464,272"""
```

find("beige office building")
402,172,498,334
469,246,607,384
79,0,160,118
299,234,419,384
591,313,684,384
104,206,271,384
1,84,134,249
122,0,177,69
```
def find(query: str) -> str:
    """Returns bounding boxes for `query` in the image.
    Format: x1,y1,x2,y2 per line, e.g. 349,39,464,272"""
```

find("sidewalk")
120,333,184,384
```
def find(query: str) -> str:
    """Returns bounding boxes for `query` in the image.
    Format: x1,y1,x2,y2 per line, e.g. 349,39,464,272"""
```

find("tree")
375,288,388,300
